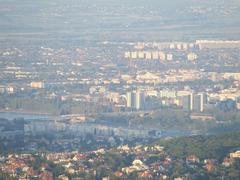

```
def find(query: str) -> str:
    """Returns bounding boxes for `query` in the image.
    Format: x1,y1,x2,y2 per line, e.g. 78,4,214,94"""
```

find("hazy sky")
0,0,239,41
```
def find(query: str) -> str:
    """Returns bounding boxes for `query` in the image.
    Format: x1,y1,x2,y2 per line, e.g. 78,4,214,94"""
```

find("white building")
166,54,173,61
187,52,198,61
126,90,145,110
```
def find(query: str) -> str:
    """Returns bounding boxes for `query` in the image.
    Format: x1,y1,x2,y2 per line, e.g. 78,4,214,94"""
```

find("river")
0,111,51,120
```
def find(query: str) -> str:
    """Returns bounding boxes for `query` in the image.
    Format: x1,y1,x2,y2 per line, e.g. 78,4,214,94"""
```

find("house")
222,157,234,167
94,148,105,154
26,167,37,177
114,171,123,177
40,163,48,171
72,153,86,161
117,145,130,152
58,175,69,180
132,159,144,167
77,165,85,172
163,158,171,166
122,166,137,174
159,174,168,179
102,176,110,180
138,170,152,178
67,167,75,174
39,171,53,180
230,150,240,158
186,155,200,164
204,159,217,172
174,177,183,180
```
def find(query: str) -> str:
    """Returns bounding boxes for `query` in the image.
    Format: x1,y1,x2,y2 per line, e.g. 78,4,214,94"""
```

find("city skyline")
0,0,240,179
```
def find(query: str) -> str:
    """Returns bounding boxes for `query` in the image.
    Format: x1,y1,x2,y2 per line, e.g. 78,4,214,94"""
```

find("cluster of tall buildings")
133,42,196,50
124,51,197,61
181,93,206,112
133,40,240,50
196,40,240,49
126,89,206,112
124,51,172,61
159,90,207,112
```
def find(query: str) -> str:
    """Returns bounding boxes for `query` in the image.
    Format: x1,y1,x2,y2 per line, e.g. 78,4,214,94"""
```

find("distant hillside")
156,131,240,160
1,0,240,41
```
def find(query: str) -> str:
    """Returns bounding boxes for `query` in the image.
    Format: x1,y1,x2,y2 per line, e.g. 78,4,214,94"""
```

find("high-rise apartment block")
193,93,204,112
126,90,145,110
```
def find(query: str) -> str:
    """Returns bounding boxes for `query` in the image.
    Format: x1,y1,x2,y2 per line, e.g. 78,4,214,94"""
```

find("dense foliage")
157,131,240,160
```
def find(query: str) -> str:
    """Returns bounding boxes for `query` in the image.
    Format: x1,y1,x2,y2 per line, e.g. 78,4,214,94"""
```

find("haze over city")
0,0,240,179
